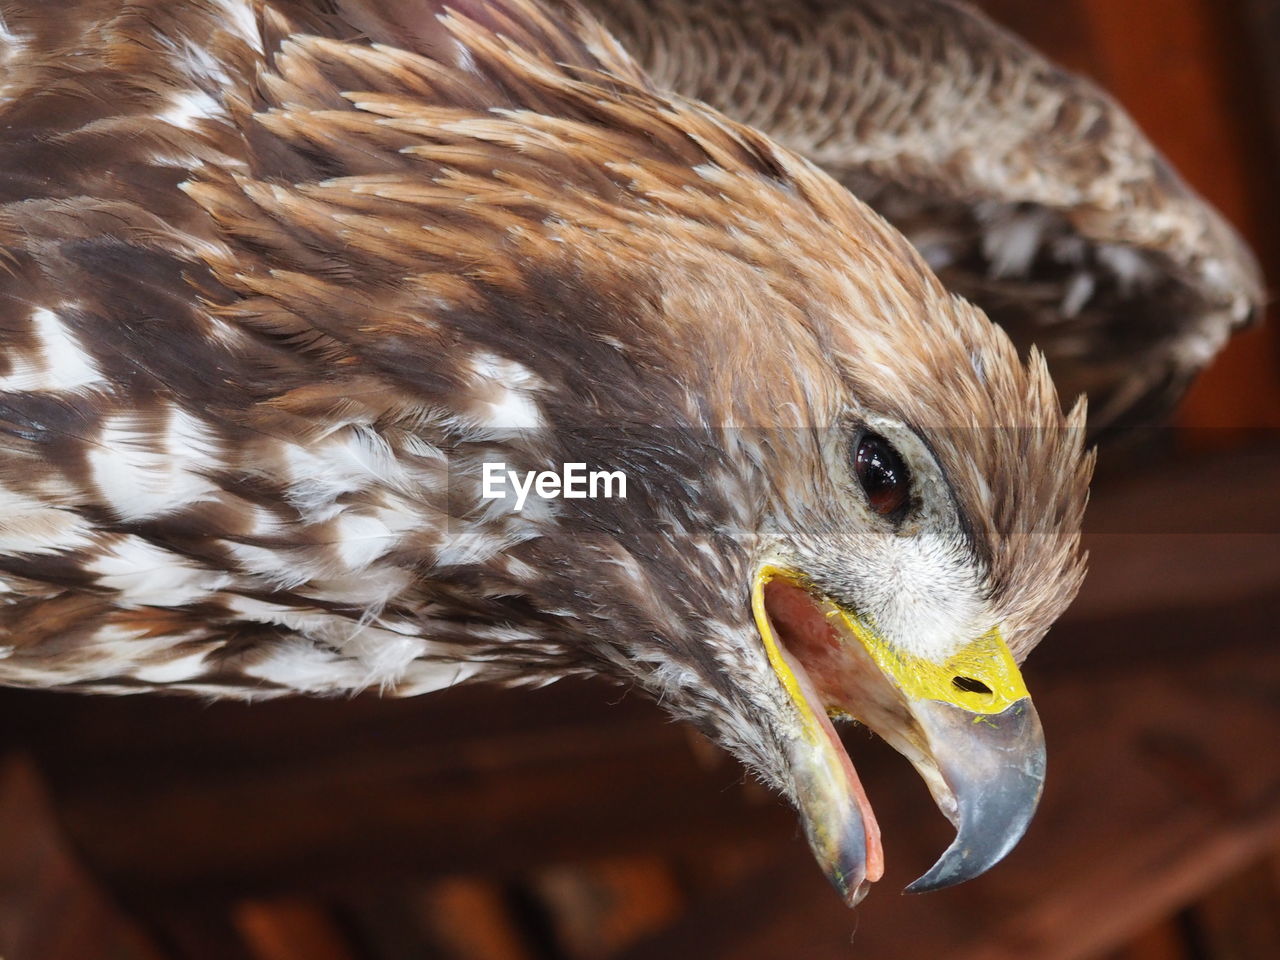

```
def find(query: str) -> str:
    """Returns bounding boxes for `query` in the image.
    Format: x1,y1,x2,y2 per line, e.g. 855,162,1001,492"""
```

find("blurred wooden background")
2,1,1279,958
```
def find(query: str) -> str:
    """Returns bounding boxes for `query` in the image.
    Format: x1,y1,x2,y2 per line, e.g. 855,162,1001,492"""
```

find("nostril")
952,676,992,695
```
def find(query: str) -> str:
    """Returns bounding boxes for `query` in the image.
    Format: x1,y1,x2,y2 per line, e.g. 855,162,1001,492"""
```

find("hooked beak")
902,696,1044,891
751,566,1046,903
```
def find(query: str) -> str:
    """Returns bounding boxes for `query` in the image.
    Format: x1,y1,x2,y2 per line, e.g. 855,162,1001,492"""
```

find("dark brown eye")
852,432,911,518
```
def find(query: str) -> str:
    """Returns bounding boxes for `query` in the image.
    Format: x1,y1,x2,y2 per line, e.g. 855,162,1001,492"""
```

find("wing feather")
587,0,1264,436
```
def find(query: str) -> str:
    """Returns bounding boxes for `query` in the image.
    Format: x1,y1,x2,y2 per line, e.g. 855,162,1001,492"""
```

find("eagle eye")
852,432,911,519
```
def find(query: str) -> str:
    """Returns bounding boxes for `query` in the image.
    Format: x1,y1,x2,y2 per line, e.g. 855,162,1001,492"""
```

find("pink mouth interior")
763,579,885,883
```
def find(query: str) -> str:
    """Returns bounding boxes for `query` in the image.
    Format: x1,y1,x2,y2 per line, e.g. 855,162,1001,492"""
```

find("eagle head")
571,206,1094,901
0,0,1093,908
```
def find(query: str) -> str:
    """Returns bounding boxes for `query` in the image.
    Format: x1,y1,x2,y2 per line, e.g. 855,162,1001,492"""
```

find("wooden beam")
3,680,795,903
415,877,536,960
148,908,256,960
530,857,683,958
1238,0,1280,157
1189,856,1280,960
1106,918,1191,960
1066,444,1280,623
953,807,1280,960
0,755,166,960
231,899,358,960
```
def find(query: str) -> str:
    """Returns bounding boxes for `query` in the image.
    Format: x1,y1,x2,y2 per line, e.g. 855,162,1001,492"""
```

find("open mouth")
751,565,1046,905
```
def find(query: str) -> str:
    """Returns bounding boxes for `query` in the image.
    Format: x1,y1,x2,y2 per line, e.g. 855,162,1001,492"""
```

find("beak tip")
823,841,872,909
826,863,873,907
846,879,873,907
903,843,982,893
902,868,960,895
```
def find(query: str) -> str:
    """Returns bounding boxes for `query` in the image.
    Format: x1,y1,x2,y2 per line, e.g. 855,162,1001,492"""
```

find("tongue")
765,580,885,884
803,661,885,884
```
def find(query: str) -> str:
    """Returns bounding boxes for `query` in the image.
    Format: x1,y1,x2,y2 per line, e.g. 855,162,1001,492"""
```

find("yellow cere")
754,565,1029,716
827,604,1028,714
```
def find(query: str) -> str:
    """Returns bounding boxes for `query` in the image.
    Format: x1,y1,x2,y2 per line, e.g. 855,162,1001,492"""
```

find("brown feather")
0,0,1086,791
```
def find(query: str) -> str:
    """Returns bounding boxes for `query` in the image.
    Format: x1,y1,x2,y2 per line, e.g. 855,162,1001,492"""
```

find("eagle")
0,0,1260,906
